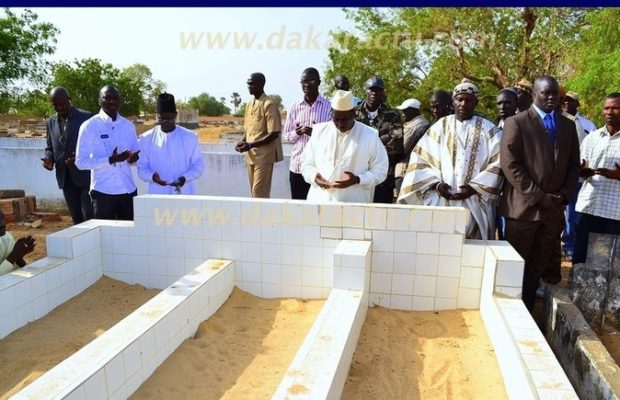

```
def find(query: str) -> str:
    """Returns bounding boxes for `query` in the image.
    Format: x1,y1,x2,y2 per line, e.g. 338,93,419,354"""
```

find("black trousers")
62,173,94,224
504,217,563,312
573,212,620,264
91,190,137,221
373,175,395,204
289,171,310,200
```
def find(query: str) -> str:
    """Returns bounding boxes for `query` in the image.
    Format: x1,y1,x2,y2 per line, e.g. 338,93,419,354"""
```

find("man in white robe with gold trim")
397,80,503,239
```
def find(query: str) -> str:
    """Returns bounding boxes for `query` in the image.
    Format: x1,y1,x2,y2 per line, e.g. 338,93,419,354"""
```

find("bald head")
247,73,266,98
49,87,72,118
99,84,121,119
334,75,350,91
533,76,559,113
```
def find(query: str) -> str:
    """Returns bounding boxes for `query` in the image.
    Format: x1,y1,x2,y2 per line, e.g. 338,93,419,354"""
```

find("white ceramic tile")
262,263,281,284
457,287,480,309
147,256,167,276
182,221,203,239
372,230,394,252
417,232,440,255
411,296,435,311
413,275,436,297
30,272,47,296
435,276,459,299
334,267,364,291
302,246,323,267
261,244,282,264
454,209,469,234
302,225,322,247
222,241,242,261
48,286,62,311
84,368,108,400
394,231,417,253
241,242,261,263
371,252,393,273
439,234,463,256
282,285,303,298
242,262,261,282
535,389,579,400
322,268,333,288
342,228,364,240
145,237,165,258
369,293,390,307
165,257,185,278
282,266,303,286
64,386,87,400
182,238,203,260
410,209,433,232
365,207,387,230
202,223,223,241
202,239,223,259
460,266,483,289
123,340,142,380
391,274,414,295
301,203,320,226
434,297,457,310
495,286,522,298
282,225,303,245
282,245,303,266
462,242,486,267
13,279,32,307
302,267,323,287
390,295,413,310
242,224,261,242
393,253,415,274
302,286,323,299
0,286,16,316
241,203,263,227
14,302,33,327
370,272,391,293
342,206,365,228
262,223,282,243
32,294,49,320
261,203,282,225
416,254,438,276
437,256,461,278
46,267,63,291
321,227,342,239
261,283,282,298
105,353,126,395
432,210,456,233
281,203,304,225
386,208,410,231
319,204,343,227
495,260,524,287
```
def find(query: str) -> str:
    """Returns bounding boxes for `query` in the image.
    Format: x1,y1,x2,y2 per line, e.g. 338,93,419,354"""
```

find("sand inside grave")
342,306,508,400
0,276,159,399
131,288,324,400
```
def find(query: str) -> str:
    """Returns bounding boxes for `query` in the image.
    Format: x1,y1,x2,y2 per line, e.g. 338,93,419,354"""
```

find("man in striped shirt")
282,68,332,199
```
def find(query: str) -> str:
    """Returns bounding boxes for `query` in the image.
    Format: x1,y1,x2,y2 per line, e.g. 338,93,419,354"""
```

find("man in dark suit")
41,87,94,224
500,76,580,312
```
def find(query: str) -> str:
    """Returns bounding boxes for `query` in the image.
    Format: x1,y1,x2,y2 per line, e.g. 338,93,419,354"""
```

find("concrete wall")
0,138,292,207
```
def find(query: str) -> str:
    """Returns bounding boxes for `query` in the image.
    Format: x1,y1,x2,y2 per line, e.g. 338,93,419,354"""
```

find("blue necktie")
543,113,556,149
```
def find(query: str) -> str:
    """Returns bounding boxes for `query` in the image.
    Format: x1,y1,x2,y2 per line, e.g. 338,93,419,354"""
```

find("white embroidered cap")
396,98,421,110
331,90,355,111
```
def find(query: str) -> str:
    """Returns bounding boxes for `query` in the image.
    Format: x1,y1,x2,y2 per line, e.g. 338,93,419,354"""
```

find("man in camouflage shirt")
355,76,404,203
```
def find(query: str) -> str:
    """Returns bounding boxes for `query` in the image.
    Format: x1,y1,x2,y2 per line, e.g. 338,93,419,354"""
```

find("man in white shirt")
76,85,140,220
137,93,204,195
301,90,388,203
573,92,620,264
0,211,35,276
563,91,597,134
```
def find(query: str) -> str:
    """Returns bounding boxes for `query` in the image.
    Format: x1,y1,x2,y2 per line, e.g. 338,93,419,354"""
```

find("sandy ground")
342,307,508,400
0,276,159,399
131,288,324,400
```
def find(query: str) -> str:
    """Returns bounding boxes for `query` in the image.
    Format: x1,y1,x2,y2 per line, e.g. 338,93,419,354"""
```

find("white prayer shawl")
137,125,205,195
0,232,17,276
302,121,388,203
397,115,503,239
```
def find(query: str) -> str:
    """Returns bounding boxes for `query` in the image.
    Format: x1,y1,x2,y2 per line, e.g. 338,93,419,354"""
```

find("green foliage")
0,9,58,113
268,94,285,111
230,92,242,114
234,102,247,117
565,8,620,126
48,58,162,116
10,90,51,117
187,92,231,116
325,7,589,118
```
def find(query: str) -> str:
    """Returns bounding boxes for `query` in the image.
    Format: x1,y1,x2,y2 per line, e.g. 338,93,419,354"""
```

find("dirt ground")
6,214,74,264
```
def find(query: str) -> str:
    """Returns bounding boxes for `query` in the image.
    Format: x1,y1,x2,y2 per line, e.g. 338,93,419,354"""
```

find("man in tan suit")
500,76,580,312
235,72,283,198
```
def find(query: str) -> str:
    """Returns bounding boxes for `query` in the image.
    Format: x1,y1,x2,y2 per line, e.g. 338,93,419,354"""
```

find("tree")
565,8,620,126
268,94,285,111
234,102,247,117
49,59,163,116
0,9,58,112
230,92,242,114
187,92,231,116
325,8,590,117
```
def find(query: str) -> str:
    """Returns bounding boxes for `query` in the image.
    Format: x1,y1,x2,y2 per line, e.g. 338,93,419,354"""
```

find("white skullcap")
331,90,355,111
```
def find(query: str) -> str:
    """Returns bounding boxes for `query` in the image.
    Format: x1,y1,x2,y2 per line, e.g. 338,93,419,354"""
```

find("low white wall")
0,138,292,206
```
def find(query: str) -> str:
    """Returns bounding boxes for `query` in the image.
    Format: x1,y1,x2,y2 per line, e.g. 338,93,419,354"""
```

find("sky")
16,8,358,110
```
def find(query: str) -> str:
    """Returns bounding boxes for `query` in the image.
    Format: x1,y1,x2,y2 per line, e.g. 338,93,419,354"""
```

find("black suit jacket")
45,107,93,189
500,107,580,221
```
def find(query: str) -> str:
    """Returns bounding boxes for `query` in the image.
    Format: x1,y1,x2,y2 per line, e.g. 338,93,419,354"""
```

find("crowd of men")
1,70,619,315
